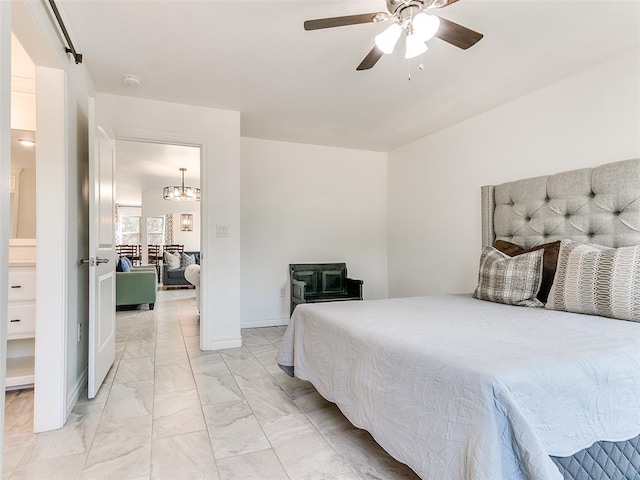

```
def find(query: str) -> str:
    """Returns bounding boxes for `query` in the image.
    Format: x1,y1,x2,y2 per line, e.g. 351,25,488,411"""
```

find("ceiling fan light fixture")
375,23,402,54
412,13,440,41
405,34,428,59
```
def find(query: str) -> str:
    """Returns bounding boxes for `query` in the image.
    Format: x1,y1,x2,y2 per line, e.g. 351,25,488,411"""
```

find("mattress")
277,295,640,480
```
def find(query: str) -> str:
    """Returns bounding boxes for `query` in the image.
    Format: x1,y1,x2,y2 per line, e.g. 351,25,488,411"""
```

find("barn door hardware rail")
48,0,83,64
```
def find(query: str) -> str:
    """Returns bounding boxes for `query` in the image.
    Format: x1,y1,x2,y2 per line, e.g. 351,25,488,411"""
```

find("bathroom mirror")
11,128,36,239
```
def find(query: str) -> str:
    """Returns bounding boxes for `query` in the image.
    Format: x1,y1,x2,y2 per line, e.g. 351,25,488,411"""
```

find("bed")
277,159,640,480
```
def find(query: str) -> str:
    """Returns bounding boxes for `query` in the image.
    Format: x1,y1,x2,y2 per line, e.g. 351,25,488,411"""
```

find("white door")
87,97,116,398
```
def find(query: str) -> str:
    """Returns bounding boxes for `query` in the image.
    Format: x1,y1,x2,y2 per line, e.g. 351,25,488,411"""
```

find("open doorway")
4,32,38,448
114,140,201,313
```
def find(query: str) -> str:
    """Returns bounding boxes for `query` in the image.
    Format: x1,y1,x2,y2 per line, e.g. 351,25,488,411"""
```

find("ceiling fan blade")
356,46,384,71
435,17,483,49
304,13,385,31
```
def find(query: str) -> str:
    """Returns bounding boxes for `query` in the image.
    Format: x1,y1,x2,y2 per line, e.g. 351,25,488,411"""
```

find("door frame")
10,0,83,433
110,126,207,321
0,1,12,471
33,66,69,432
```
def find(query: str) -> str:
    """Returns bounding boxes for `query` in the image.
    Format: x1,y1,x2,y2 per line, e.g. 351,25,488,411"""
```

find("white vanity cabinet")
6,263,36,389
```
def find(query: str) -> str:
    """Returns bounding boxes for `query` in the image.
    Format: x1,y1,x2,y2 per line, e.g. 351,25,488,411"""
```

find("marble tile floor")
3,289,419,480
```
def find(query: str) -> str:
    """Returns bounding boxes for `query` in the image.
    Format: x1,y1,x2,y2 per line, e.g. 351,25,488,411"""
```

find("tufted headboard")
481,159,640,249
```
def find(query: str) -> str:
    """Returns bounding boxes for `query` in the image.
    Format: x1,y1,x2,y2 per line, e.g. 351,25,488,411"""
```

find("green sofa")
116,266,158,310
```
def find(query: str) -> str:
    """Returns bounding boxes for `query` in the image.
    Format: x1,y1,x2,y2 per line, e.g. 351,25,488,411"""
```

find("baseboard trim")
67,368,87,418
241,317,289,328
201,336,242,351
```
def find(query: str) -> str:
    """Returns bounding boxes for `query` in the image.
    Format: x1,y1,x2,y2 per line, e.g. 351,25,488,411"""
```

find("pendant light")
163,168,200,202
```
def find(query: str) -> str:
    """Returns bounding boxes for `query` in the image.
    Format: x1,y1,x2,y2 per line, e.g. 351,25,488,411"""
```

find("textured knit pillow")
180,252,196,268
546,240,640,322
164,251,181,269
473,246,544,307
494,240,561,303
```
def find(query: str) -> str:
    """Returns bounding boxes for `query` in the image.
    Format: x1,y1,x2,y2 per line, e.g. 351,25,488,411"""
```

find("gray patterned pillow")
180,252,196,268
546,240,640,322
473,246,544,307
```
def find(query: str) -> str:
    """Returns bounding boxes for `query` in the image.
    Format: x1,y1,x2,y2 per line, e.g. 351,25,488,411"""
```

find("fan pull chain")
407,55,426,80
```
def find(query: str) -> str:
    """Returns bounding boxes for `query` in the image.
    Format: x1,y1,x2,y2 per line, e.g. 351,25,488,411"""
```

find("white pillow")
164,251,181,269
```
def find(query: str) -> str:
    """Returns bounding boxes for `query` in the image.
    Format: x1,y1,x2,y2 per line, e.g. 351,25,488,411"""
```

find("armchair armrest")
346,278,364,299
132,265,157,272
292,279,306,300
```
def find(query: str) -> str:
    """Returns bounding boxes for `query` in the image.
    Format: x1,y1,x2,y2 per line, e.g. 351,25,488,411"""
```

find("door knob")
78,258,110,266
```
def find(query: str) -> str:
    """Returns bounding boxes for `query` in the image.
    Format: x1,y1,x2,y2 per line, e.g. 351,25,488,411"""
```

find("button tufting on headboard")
484,159,640,248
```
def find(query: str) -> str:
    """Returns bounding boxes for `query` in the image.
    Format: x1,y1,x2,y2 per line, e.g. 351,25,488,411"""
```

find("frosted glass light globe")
375,23,402,54
412,13,440,41
405,34,428,59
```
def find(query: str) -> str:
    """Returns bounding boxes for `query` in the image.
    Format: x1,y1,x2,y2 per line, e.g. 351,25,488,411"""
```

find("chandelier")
163,168,200,202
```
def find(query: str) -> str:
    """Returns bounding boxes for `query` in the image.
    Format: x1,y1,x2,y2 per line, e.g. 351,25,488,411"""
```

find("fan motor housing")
386,0,429,14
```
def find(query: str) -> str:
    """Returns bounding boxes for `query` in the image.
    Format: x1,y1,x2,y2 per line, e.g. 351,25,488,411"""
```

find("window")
147,216,165,246
120,216,140,245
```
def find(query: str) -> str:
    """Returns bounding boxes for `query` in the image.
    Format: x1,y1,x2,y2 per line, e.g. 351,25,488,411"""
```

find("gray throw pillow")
164,251,181,269
180,252,196,268
473,246,544,307
546,240,640,322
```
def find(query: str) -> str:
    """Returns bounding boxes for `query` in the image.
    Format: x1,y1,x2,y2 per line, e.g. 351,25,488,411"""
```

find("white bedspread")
276,295,640,480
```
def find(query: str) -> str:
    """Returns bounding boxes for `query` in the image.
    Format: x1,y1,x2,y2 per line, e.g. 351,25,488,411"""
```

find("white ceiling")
58,0,639,152
115,140,200,205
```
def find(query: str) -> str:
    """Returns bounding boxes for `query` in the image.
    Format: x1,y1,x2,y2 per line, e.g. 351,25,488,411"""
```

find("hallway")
3,290,418,479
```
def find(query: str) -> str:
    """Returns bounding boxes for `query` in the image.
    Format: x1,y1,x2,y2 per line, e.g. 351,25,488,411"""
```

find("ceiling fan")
304,0,483,71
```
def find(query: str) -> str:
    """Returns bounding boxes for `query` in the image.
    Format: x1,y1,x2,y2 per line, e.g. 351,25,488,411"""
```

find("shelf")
5,355,35,390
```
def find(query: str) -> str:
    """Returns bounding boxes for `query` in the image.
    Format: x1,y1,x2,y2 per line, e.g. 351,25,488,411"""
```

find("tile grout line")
220,330,294,480
250,327,363,480
147,305,160,479
77,308,136,479
178,301,223,479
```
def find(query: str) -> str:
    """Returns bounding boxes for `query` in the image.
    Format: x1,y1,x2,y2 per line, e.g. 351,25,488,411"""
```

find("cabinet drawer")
7,304,36,337
8,267,36,301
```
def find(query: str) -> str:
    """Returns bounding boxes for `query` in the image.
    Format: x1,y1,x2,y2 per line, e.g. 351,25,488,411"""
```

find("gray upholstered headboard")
481,159,640,248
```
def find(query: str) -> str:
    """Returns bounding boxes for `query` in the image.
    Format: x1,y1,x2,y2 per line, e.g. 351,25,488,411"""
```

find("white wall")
10,91,35,131
10,136,36,238
241,137,388,326
140,190,201,254
57,63,93,424
98,94,241,350
388,50,640,298
172,213,200,251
